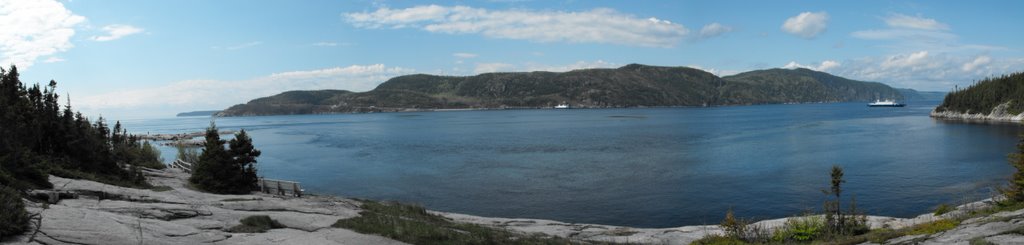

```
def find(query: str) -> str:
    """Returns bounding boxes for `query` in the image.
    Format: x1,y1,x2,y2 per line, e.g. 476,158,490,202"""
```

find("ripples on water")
125,101,1023,228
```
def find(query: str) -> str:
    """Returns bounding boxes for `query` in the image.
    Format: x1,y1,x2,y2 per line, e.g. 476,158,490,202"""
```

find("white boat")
868,99,905,107
554,103,570,109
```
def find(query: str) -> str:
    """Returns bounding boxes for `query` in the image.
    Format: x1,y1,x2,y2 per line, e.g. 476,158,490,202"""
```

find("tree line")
936,72,1024,115
0,66,162,191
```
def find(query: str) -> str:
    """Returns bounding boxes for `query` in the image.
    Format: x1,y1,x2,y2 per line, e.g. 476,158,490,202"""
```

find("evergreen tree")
190,122,233,193
228,129,261,191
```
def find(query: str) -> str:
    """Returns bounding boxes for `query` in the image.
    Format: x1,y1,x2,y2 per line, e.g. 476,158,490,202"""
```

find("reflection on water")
124,101,1024,228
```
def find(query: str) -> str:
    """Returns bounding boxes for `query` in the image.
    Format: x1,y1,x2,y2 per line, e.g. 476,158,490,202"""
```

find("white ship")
554,103,570,109
868,99,905,107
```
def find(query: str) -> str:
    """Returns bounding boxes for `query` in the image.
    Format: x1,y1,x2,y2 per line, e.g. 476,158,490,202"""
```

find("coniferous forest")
935,72,1024,115
0,66,163,236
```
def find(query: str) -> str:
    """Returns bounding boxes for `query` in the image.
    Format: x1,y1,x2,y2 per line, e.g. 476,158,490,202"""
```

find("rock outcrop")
3,168,1024,244
931,101,1024,123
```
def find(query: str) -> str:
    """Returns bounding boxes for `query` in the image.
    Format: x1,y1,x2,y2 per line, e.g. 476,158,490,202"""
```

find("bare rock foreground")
1,168,1023,244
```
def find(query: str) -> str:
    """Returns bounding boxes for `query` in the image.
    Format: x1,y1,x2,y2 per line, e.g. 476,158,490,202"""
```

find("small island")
176,110,221,117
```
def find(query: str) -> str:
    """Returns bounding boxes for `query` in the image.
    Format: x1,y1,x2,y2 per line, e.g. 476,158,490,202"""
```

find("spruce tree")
228,129,261,191
189,122,233,193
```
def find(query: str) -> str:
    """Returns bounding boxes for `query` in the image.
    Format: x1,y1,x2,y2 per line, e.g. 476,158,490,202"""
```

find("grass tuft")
226,215,286,233
906,219,959,236
333,200,607,245
934,203,955,216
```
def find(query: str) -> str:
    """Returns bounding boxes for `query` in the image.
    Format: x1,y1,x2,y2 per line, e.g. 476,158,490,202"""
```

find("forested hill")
217,64,904,117
934,72,1024,115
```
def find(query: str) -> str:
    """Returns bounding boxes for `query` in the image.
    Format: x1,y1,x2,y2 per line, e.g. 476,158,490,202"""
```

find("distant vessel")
554,103,570,109
868,99,905,107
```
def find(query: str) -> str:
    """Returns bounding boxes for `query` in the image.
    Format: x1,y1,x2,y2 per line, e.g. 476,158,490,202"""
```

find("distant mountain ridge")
217,64,904,117
897,89,947,101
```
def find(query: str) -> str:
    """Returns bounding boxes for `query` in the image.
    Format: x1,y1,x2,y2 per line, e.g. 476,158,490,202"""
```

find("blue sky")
4,0,1023,119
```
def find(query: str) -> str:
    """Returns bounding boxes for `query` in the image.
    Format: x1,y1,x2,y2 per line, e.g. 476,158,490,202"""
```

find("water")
123,101,1024,228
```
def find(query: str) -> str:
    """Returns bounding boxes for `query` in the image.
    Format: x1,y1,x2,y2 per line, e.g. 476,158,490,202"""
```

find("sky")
2,0,1023,120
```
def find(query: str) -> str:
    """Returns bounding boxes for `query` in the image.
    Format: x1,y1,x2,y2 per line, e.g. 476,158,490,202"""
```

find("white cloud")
781,11,828,39
688,65,740,76
850,29,956,41
961,55,992,72
42,57,65,63
698,23,732,39
453,52,478,58
880,51,931,69
782,60,841,71
0,0,85,69
473,62,515,74
883,13,948,30
345,5,690,47
829,51,1024,91
222,41,262,50
77,64,415,112
471,60,615,74
850,13,996,54
312,42,337,46
90,24,143,41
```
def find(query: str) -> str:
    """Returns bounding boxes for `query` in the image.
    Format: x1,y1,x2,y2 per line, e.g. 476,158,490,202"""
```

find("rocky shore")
3,168,1024,244
931,101,1024,123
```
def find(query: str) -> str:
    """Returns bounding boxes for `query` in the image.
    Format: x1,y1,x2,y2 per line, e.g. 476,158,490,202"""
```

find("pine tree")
189,122,233,193
228,129,261,191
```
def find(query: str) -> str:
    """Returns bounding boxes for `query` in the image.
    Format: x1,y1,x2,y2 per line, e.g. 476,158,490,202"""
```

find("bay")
123,100,1022,228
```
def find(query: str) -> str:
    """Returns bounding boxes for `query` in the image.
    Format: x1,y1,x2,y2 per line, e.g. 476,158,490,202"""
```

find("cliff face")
217,65,905,117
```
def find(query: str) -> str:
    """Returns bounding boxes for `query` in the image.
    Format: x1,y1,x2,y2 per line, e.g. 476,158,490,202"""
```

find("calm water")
124,101,1023,228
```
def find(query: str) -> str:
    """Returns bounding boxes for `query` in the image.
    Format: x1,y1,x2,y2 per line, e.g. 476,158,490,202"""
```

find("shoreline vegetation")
932,72,1024,123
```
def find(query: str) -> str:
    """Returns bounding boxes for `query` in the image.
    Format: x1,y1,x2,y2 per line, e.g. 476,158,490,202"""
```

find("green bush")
333,200,582,245
907,219,959,235
136,141,165,169
772,215,825,242
0,185,29,237
227,215,285,233
934,203,955,216
691,234,749,245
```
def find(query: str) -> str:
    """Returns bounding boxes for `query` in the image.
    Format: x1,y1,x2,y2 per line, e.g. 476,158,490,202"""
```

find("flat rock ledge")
0,168,1021,244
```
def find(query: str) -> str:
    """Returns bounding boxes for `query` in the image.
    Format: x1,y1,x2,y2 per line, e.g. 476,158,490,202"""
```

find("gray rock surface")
2,168,404,245
3,167,1024,244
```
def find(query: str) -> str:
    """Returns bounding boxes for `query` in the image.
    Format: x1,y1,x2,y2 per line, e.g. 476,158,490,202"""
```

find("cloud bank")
0,0,85,69
345,5,689,47
78,64,415,115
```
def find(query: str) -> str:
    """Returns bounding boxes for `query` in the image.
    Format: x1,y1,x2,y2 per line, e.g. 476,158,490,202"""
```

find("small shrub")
333,200,581,245
970,237,996,245
934,203,955,216
0,185,29,237
149,186,173,192
227,215,285,233
772,215,824,242
907,219,959,235
691,234,749,245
